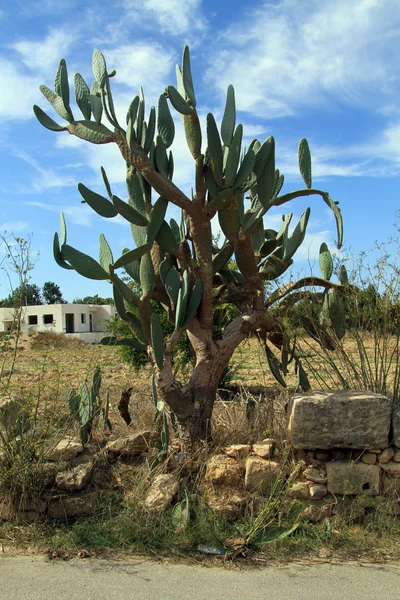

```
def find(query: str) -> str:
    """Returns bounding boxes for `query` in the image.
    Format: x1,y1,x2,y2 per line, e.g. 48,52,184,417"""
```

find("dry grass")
1,331,397,443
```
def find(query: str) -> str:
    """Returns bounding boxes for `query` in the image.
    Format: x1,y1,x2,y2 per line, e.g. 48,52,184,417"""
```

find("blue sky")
1,0,399,302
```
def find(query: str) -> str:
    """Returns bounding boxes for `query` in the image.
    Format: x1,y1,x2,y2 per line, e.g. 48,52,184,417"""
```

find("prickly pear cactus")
34,47,346,446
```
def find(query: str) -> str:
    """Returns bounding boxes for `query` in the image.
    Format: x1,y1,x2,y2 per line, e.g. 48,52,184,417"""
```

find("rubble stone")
244,457,280,494
303,467,327,484
378,448,395,464
48,492,99,519
106,431,156,456
223,444,252,459
361,452,377,465
252,439,275,459
205,455,242,487
144,474,179,512
309,484,328,500
44,436,83,461
55,455,94,491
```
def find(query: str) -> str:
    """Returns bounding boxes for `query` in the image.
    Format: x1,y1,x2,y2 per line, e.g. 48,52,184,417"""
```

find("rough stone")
303,468,327,484
315,452,330,461
17,498,46,513
205,455,242,487
44,436,83,461
309,484,328,500
286,481,310,500
326,461,380,495
252,440,274,459
223,444,252,459
16,510,39,523
380,461,400,477
207,490,246,519
144,474,179,512
55,455,94,491
48,491,99,520
393,405,400,448
244,457,280,494
331,449,346,461
378,448,395,464
106,431,157,456
287,390,392,449
393,449,400,463
361,452,377,465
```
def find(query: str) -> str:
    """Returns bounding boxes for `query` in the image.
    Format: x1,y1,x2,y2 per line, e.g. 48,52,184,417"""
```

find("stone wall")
2,389,400,525
284,390,400,514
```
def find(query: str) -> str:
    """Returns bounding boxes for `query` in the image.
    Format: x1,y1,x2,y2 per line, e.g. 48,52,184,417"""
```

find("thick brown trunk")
175,385,216,453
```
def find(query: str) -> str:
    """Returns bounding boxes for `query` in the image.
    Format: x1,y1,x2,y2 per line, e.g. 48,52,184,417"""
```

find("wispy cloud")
10,27,76,72
0,220,30,233
122,0,207,36
13,150,77,191
25,201,93,228
207,0,400,118
104,42,174,98
0,58,40,120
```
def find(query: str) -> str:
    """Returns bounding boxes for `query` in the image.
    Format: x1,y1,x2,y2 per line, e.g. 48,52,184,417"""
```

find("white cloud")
13,150,76,191
10,27,76,72
0,58,40,120
0,220,29,233
25,201,93,228
122,0,206,36
104,43,174,99
207,0,400,118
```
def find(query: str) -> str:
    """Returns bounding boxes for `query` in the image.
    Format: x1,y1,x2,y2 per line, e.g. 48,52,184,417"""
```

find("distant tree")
73,294,113,305
42,281,66,304
1,283,42,307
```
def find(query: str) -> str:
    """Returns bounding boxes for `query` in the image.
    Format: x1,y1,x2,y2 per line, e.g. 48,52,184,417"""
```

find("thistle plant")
34,47,347,450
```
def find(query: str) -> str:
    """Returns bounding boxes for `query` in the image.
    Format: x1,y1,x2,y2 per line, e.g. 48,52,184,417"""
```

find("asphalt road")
1,556,400,600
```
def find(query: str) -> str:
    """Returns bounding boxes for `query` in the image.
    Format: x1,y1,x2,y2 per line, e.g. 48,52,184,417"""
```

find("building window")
43,314,53,324
28,315,38,325
81,313,86,324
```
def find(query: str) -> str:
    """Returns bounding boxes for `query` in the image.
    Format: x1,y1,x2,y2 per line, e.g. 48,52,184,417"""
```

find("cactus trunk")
176,386,216,451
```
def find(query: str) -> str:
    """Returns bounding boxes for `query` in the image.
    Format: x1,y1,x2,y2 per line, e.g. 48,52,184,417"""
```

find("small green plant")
68,366,111,445
151,411,170,470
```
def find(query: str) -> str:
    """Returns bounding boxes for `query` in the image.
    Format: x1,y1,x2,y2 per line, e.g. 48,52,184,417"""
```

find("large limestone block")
326,462,380,495
288,390,392,450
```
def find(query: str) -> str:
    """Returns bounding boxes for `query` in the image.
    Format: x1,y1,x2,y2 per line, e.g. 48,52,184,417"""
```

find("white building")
0,303,115,343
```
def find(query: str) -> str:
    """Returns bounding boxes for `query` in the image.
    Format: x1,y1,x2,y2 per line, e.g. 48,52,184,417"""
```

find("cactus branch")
265,276,340,308
115,132,194,214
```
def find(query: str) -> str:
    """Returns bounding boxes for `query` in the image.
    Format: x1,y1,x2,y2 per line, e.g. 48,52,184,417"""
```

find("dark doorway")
89,313,93,332
65,313,74,333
